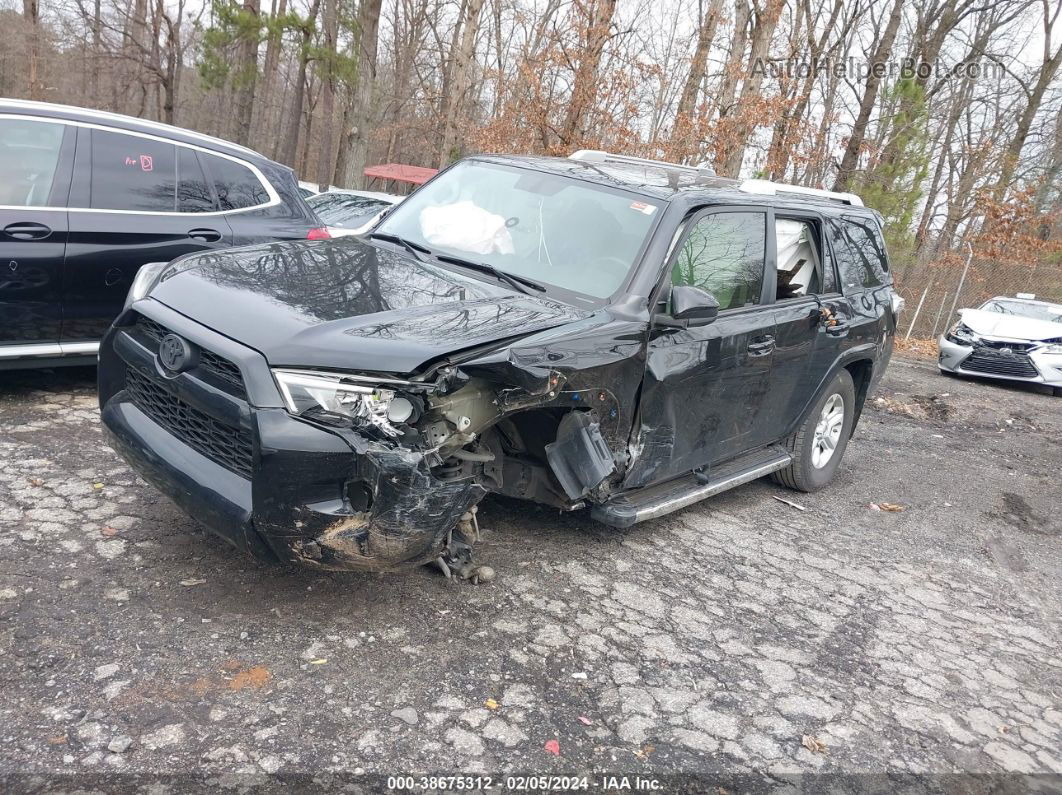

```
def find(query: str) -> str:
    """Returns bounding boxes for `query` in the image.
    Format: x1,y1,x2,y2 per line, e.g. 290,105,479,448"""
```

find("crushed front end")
98,301,491,572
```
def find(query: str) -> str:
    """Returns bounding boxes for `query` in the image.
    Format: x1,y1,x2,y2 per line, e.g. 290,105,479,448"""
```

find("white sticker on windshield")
630,201,656,215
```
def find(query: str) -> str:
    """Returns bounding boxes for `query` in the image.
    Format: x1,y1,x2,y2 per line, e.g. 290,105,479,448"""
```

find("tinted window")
775,218,821,299
90,129,177,211
673,212,766,311
202,153,269,210
177,147,214,213
308,193,391,228
830,217,888,288
0,117,65,207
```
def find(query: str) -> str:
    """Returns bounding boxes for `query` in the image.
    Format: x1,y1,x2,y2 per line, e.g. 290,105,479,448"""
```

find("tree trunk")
334,0,384,188
558,0,618,149
717,0,785,177
232,0,261,147
667,0,723,161
23,0,42,99
832,0,905,191
254,0,287,153
438,0,486,167
280,0,321,168
316,0,338,191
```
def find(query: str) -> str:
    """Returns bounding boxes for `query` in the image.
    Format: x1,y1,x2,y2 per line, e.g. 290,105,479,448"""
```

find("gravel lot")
1,354,1060,789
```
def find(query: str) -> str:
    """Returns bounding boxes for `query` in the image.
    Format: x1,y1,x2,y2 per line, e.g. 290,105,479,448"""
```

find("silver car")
938,294,1062,395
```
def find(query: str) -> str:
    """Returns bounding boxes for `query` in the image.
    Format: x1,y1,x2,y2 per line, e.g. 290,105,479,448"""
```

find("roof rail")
569,149,717,178
738,178,863,206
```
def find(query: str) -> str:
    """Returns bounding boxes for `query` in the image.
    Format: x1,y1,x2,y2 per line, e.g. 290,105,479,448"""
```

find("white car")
938,294,1062,395
306,189,404,237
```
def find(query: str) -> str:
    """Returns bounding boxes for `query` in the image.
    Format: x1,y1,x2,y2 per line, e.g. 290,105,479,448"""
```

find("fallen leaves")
179,578,206,586
633,744,655,760
93,482,105,490
576,715,593,726
484,698,500,710
309,658,328,665
28,478,44,487
802,734,828,754
870,502,906,512
100,526,119,537
543,739,560,756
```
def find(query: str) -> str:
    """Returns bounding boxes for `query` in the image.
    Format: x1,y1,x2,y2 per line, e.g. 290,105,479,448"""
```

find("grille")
125,368,253,477
135,315,167,344
132,314,246,398
961,349,1039,378
199,349,245,395
976,339,1035,353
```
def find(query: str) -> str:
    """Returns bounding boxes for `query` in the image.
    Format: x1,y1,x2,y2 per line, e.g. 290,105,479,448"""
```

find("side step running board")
591,445,792,528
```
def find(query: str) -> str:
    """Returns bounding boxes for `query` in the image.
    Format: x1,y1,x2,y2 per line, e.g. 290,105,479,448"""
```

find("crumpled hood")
959,308,1062,342
149,238,586,373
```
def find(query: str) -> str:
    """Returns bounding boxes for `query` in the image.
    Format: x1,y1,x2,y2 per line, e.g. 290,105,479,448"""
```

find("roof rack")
737,178,863,206
569,149,717,178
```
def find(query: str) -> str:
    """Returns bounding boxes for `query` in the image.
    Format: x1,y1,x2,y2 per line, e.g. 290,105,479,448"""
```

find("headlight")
272,369,417,436
890,292,905,315
124,261,169,310
946,322,978,345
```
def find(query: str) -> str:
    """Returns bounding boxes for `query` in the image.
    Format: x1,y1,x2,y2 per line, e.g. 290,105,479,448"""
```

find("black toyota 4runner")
98,151,899,576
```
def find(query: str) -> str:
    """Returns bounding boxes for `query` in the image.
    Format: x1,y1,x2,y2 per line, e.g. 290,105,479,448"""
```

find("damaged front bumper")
99,302,485,572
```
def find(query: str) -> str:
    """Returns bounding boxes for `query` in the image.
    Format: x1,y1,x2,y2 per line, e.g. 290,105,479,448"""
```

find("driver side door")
623,207,776,490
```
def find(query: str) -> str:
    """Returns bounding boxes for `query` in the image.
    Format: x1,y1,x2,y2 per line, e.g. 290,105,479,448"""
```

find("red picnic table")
363,163,439,192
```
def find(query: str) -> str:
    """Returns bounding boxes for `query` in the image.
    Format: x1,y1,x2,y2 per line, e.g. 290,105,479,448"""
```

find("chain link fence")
893,253,1062,340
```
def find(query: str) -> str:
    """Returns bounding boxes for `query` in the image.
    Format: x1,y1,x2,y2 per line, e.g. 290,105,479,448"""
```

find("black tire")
772,368,856,493
1053,386,1062,397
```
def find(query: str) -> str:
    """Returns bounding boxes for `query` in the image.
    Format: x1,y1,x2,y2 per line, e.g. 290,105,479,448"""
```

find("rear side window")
90,129,177,211
177,148,215,213
829,217,889,289
0,117,66,207
673,211,766,311
201,153,269,210
774,218,821,299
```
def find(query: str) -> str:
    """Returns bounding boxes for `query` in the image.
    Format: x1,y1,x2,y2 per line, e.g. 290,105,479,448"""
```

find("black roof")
473,153,879,218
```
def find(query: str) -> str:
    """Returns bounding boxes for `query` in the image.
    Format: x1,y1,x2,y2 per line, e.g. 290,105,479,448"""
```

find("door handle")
748,335,775,356
825,322,850,337
187,227,222,243
3,222,52,240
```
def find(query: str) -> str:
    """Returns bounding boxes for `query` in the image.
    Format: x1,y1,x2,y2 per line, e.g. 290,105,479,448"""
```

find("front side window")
201,153,269,210
0,117,65,207
90,129,177,211
672,212,766,311
376,160,662,301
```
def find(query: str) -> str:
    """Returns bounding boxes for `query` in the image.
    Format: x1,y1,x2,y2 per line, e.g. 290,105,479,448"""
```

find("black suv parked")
98,151,899,577
0,99,322,368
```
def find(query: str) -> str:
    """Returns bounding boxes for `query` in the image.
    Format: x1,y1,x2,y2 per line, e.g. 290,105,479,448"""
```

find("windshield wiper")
434,254,546,296
368,231,431,263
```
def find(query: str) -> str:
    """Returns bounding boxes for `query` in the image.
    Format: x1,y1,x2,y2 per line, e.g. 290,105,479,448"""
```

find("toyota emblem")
159,333,194,373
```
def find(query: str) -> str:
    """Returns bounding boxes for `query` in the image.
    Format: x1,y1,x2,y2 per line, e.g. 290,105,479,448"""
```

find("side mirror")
671,285,719,327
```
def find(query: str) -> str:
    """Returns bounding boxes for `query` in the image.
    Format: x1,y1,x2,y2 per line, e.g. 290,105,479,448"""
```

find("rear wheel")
772,369,856,493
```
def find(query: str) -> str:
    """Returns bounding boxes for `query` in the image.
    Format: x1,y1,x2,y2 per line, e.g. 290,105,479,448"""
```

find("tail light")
307,227,331,240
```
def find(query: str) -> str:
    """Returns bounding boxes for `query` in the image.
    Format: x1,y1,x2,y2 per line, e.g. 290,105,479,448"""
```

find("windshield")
980,298,1062,324
376,160,662,300
309,193,393,229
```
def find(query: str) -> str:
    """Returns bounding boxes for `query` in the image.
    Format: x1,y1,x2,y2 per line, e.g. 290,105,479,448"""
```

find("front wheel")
772,369,856,492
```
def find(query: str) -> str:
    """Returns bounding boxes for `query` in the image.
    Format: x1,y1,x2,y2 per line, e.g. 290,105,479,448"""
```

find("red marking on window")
124,156,136,166
139,155,154,172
